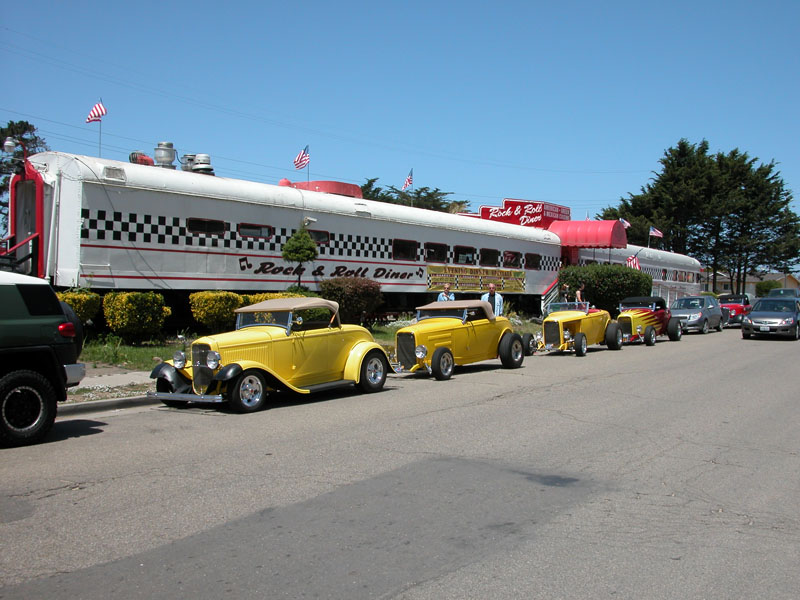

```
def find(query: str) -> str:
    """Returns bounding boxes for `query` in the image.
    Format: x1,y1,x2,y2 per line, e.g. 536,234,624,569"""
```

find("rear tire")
431,347,454,381
499,333,524,368
0,370,57,447
522,333,536,356
358,350,387,392
644,325,656,346
701,319,709,334
574,332,587,357
667,317,682,341
605,323,623,350
742,330,751,339
229,370,268,413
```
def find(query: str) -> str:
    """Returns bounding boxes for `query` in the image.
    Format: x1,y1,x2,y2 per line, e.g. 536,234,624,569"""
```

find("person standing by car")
481,283,504,316
560,283,571,302
437,283,455,302
575,282,586,303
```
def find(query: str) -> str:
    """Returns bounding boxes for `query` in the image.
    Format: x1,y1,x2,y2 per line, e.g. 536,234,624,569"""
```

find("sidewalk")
60,370,158,416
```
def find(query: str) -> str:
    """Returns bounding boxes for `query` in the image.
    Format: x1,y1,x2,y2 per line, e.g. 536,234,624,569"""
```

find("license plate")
759,326,770,332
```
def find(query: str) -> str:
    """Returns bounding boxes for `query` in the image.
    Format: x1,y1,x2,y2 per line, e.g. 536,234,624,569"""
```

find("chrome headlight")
415,345,428,359
563,330,572,341
779,317,795,326
206,351,221,369
636,325,642,333
172,351,186,370
534,331,543,342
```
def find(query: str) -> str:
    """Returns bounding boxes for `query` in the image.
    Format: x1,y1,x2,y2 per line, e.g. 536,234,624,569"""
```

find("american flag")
626,255,641,270
649,226,663,238
619,217,631,229
402,169,413,190
293,145,310,169
85,101,107,123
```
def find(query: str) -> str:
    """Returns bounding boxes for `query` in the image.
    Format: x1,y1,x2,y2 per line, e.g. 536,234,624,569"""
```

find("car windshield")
768,289,797,297
236,310,292,330
672,298,704,310
752,299,795,313
720,296,747,304
417,307,468,322
545,302,588,316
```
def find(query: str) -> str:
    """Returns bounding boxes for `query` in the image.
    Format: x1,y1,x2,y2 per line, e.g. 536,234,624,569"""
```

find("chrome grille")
396,333,416,369
544,321,561,346
192,343,214,393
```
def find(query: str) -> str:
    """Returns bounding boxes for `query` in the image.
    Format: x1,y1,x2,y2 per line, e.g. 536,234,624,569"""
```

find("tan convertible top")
235,297,339,313
415,300,496,320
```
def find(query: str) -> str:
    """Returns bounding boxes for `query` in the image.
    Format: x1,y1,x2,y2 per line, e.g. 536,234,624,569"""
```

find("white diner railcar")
6,152,563,310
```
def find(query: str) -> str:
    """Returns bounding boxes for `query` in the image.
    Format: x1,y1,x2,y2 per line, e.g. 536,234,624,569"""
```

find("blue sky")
3,1,798,218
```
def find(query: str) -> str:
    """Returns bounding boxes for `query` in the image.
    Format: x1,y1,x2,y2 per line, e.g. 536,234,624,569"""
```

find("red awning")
547,220,628,249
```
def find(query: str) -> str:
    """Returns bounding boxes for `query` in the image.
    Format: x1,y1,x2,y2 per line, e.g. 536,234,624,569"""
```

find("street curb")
59,395,161,416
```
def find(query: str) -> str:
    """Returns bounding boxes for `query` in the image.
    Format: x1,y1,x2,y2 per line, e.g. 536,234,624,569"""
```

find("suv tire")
0,370,58,447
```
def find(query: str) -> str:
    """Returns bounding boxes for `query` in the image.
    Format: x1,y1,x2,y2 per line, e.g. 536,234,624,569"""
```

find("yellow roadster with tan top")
392,300,524,380
149,297,389,412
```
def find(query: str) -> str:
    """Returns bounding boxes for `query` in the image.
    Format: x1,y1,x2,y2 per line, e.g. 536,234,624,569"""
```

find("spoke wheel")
229,370,268,413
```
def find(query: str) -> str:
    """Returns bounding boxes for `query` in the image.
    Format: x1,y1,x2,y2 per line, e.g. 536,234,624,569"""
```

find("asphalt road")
1,328,798,599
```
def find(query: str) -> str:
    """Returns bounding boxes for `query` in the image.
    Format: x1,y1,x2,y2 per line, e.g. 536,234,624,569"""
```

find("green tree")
601,139,799,292
281,224,318,287
361,178,460,212
1,121,50,233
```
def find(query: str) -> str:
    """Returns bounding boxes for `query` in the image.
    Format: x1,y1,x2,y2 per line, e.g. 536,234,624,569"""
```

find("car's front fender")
343,341,389,383
149,362,192,394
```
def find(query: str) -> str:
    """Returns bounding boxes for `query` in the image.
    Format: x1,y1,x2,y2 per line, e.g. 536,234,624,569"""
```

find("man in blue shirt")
437,283,455,302
481,283,503,316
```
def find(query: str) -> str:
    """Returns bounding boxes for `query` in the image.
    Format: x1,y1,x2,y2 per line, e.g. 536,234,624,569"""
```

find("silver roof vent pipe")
153,141,176,169
191,153,215,176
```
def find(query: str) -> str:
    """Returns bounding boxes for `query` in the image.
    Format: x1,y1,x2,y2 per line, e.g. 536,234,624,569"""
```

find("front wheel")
716,317,724,332
574,332,588,357
644,325,656,346
605,323,623,350
0,370,57,447
499,333,524,368
701,319,709,334
228,370,269,413
742,330,751,339
358,350,387,392
431,347,454,380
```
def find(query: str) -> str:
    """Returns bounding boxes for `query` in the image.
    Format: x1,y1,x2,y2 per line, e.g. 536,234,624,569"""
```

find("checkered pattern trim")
80,209,561,265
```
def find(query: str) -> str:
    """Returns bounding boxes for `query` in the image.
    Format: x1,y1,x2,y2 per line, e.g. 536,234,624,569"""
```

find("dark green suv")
0,271,85,446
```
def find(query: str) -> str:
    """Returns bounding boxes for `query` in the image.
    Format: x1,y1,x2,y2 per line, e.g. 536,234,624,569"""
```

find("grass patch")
81,334,191,371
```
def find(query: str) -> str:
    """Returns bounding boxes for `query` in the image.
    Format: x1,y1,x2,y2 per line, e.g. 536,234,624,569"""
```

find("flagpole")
98,120,102,157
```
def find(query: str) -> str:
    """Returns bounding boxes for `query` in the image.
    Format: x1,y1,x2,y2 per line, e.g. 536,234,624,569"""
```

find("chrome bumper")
146,391,225,403
64,363,86,387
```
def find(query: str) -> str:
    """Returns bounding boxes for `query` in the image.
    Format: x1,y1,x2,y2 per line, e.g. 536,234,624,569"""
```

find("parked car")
669,296,725,333
766,288,800,299
718,293,751,327
0,271,85,446
149,297,390,411
741,298,800,340
392,300,524,380
616,296,683,345
535,302,622,356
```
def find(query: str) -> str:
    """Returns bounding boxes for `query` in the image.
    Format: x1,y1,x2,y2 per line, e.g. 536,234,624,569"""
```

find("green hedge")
56,290,102,324
102,291,172,343
559,264,653,316
319,277,383,324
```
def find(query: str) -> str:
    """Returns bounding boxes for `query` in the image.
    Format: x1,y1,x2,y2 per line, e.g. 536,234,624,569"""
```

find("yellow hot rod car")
149,297,390,412
392,300,525,380
535,302,623,356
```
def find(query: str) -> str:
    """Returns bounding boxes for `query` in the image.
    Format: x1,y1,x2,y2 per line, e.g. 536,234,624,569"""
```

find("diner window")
308,229,330,245
525,253,542,270
238,223,274,239
503,251,522,268
392,238,419,261
454,245,476,265
425,242,448,263
479,248,500,267
187,218,225,235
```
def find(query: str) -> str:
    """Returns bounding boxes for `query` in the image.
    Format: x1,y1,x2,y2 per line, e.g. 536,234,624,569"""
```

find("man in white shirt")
481,283,503,316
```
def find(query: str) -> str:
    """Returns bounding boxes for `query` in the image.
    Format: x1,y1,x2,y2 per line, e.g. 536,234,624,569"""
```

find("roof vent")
153,142,176,169
191,153,215,176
